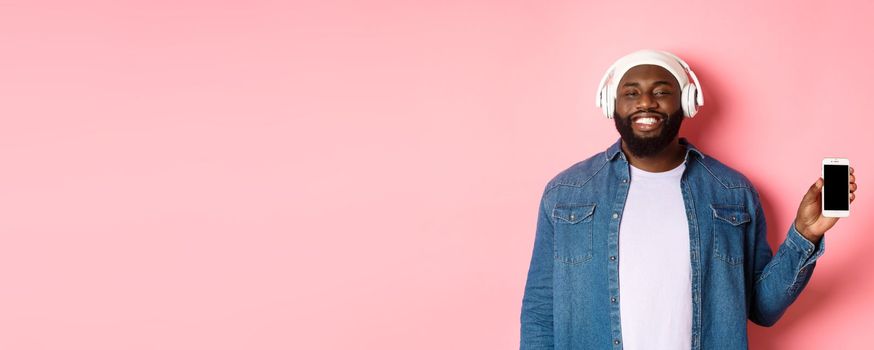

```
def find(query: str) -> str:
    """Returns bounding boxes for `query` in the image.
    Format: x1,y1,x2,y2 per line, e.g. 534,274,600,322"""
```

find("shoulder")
693,151,757,192
543,151,610,195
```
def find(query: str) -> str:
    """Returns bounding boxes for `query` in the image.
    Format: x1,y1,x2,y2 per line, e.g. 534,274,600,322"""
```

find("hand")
794,167,857,244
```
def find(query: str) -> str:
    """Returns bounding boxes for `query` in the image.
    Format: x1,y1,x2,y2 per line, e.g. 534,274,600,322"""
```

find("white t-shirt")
618,162,692,350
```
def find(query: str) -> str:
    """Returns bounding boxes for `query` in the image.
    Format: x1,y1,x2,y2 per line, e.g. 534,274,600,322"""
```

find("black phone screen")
824,164,849,211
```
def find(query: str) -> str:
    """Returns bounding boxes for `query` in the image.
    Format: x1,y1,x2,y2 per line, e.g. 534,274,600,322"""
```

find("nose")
636,92,658,110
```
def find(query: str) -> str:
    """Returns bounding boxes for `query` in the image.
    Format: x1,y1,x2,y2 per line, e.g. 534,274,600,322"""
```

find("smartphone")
822,158,850,217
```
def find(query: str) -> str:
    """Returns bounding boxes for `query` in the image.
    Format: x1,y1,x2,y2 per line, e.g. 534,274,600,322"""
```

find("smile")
636,117,658,125
632,114,664,132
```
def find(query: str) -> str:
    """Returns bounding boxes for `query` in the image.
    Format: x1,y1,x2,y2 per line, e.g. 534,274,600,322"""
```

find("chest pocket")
711,204,750,265
552,203,596,265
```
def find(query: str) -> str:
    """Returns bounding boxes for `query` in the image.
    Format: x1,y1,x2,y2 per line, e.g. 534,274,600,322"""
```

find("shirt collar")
603,137,705,162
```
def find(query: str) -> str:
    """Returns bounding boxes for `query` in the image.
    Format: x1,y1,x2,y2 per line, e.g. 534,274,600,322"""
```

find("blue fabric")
520,137,825,350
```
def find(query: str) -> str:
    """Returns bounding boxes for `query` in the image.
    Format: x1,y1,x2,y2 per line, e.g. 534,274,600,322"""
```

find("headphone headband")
595,49,703,118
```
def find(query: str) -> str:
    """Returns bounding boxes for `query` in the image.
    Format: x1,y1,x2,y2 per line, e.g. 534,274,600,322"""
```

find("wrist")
794,221,823,245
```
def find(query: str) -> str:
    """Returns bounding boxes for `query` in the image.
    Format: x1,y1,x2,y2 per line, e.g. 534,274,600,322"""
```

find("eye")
655,91,671,96
623,91,639,97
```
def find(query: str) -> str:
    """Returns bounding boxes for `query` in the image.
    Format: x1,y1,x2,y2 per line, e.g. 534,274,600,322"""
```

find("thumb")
803,178,823,204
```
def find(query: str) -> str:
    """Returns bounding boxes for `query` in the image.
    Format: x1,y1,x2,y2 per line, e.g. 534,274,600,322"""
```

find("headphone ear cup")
681,85,691,117
682,84,698,117
599,86,612,118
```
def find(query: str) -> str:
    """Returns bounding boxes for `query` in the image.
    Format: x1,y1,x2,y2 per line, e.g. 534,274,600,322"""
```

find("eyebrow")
621,80,674,88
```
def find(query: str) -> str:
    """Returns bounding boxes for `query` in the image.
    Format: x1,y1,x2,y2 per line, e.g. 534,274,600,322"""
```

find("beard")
613,108,684,158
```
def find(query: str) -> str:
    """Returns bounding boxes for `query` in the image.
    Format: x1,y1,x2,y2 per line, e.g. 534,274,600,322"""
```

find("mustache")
630,110,669,119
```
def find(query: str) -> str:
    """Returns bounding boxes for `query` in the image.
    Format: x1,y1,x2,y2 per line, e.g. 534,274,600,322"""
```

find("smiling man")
519,49,858,350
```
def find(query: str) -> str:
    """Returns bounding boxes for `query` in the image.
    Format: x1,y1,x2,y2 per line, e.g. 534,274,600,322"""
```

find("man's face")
612,64,684,158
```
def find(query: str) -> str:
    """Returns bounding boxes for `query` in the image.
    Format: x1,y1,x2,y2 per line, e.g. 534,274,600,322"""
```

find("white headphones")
595,50,704,119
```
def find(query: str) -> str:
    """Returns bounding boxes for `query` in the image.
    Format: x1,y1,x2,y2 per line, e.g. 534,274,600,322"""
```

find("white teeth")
636,117,657,125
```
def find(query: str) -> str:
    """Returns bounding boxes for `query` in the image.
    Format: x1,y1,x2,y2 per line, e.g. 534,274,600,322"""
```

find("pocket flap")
552,203,596,224
711,205,751,226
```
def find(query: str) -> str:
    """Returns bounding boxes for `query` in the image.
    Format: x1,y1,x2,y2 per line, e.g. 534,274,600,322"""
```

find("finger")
803,178,824,203
850,192,856,203
824,216,839,225
850,167,854,174
851,183,858,193
850,174,855,183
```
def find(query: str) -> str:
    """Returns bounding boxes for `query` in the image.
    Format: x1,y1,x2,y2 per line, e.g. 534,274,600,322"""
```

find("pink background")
1,1,871,349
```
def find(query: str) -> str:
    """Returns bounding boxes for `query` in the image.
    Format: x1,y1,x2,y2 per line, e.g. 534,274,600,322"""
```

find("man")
519,49,858,350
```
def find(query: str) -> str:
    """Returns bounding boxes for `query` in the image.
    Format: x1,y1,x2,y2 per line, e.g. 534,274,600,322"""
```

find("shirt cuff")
787,222,826,269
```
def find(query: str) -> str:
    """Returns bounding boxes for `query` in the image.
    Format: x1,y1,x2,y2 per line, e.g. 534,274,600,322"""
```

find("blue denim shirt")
520,137,826,350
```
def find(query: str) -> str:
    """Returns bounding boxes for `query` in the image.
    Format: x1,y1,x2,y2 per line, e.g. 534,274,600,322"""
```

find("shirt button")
612,213,619,219
570,214,575,220
611,297,616,303
614,340,621,345
610,256,616,261
622,179,628,183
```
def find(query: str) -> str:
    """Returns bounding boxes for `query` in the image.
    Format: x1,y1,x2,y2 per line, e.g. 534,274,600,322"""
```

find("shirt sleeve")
747,189,826,327
520,184,555,349
785,222,826,270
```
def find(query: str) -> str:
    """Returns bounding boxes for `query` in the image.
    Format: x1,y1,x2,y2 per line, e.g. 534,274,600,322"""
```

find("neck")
621,137,686,172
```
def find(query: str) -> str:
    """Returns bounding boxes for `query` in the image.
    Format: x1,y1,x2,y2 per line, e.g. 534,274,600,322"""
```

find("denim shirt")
520,137,826,350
